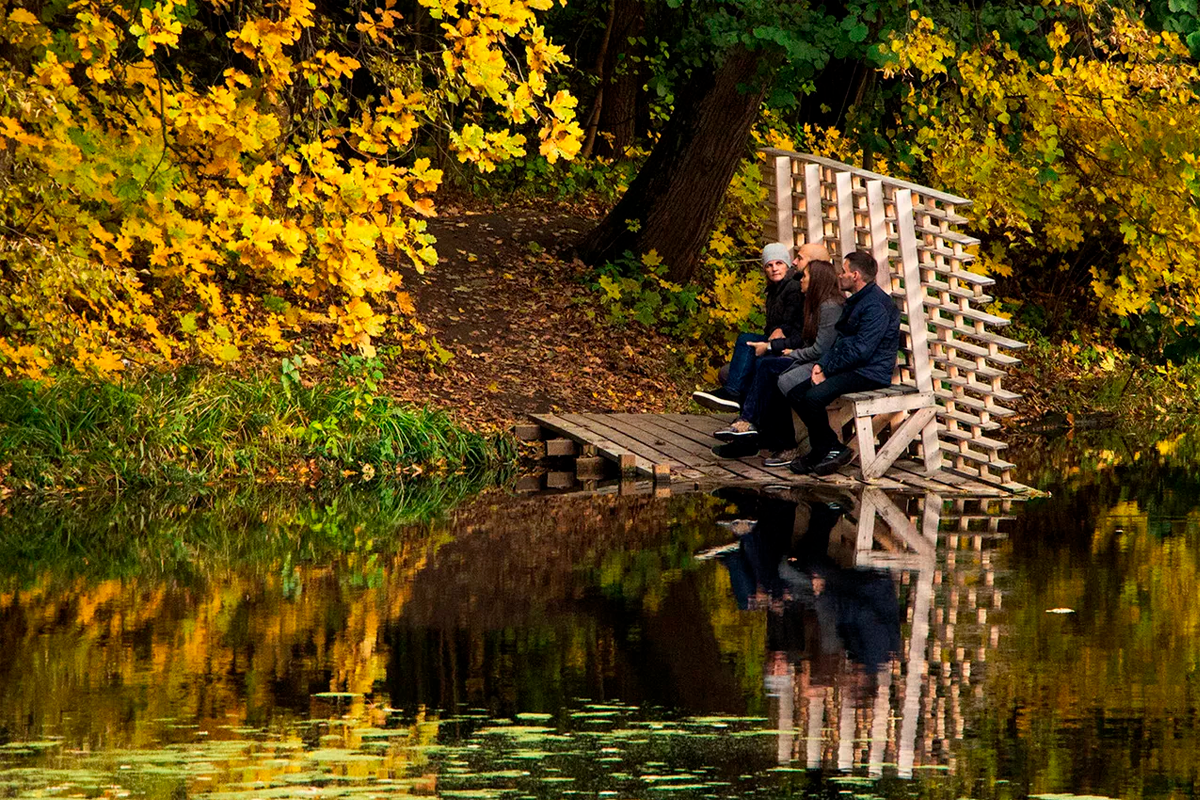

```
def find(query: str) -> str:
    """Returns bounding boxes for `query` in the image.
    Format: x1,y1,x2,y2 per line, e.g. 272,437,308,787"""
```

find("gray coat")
776,300,842,396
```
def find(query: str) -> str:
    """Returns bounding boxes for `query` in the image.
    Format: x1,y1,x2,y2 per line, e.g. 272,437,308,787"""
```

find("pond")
2,431,1199,800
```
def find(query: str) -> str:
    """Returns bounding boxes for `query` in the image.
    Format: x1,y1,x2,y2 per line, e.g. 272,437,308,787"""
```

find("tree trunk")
577,45,773,283
579,0,618,159
594,0,644,158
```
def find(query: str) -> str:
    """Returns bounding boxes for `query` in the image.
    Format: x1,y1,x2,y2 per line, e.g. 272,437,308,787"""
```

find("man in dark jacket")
754,250,899,475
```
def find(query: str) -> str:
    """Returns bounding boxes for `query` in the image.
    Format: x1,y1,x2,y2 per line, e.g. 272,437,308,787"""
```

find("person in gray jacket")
713,260,845,448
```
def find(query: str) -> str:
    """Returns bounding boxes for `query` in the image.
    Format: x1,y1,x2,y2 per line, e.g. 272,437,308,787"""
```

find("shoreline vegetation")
0,362,512,498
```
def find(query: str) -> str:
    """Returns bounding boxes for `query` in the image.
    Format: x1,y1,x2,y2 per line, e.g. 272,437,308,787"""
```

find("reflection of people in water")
709,495,901,765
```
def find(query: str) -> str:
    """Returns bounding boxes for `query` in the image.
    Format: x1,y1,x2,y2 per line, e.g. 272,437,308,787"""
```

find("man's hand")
747,341,771,357
811,364,825,385
767,328,785,340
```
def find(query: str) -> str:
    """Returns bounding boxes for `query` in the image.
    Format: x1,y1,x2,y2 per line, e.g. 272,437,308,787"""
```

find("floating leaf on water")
647,784,708,791
449,770,530,780
509,751,553,760
830,777,876,786
687,716,766,724
642,775,697,782
476,727,555,737
441,790,515,798
304,749,383,763
540,777,574,783
1045,608,1076,614
312,692,361,700
515,713,554,722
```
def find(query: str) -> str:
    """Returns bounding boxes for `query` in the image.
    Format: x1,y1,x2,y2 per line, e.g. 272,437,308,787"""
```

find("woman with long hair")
713,259,845,456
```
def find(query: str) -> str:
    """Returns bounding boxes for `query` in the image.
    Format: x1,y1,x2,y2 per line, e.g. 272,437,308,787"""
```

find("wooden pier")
516,149,1036,500
518,411,1033,498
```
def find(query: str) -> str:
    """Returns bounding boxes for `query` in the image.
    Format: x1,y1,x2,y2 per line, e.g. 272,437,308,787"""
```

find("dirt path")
385,205,694,430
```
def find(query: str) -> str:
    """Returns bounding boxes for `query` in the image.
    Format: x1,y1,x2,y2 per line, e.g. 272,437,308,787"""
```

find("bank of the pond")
0,368,513,496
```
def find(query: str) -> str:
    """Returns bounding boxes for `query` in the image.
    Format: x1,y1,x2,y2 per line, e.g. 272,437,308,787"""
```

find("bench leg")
919,412,942,473
861,406,937,480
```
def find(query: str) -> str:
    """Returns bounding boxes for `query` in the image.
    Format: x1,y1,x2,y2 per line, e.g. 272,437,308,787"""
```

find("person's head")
801,260,844,341
839,250,879,293
761,242,792,283
793,242,830,272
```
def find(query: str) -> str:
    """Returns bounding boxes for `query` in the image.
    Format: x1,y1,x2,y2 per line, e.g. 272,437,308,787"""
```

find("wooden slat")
761,147,973,205
804,163,823,245
607,414,781,483
531,414,640,473
773,156,795,248
847,390,935,417
569,413,704,479
836,171,856,258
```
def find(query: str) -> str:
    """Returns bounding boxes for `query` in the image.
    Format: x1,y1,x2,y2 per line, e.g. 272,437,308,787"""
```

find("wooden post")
804,163,823,246
835,170,856,259
773,155,795,248
895,189,942,473
866,180,891,290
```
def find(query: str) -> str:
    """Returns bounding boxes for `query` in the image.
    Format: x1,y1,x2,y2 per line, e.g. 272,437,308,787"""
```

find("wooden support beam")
862,406,938,480
804,163,823,246
835,171,856,259
773,156,795,247
575,456,605,478
513,423,545,441
545,438,577,457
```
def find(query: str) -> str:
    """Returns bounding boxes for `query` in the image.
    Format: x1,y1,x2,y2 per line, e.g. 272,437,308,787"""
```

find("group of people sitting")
692,242,900,476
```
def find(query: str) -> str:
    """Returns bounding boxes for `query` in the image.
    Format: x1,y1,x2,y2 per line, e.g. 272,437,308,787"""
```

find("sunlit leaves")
885,0,1200,323
0,0,579,377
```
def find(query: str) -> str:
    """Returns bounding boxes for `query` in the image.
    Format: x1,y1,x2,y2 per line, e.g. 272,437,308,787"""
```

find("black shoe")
788,453,819,475
693,387,741,412
712,440,759,459
811,446,855,476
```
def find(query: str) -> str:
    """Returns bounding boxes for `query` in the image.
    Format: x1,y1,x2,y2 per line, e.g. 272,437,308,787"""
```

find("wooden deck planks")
528,412,1013,494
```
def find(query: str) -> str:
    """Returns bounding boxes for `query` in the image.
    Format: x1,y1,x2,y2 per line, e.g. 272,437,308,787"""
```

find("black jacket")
763,275,804,349
817,282,899,385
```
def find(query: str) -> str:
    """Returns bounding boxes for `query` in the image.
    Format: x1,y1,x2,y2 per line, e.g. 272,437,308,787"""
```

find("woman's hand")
747,341,771,357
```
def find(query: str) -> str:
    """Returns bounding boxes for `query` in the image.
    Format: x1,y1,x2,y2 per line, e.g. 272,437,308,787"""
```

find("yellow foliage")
884,1,1200,323
0,0,579,377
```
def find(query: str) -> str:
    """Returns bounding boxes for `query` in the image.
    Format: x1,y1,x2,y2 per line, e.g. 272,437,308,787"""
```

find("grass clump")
0,358,512,494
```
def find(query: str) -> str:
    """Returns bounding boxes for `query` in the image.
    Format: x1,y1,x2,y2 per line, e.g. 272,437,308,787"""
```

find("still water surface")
2,433,1199,800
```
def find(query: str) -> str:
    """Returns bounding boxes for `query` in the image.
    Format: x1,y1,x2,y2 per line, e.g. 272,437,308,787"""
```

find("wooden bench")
827,385,937,480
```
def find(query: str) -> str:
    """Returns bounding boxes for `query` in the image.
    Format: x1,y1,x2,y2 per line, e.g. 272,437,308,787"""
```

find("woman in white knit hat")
693,242,805,412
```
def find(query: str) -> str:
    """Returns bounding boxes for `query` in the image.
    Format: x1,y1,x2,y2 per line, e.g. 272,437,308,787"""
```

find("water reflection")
2,452,1199,799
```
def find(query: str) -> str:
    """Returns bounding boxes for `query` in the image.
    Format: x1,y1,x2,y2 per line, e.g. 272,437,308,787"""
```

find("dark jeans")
723,332,769,397
740,356,793,424
758,372,889,455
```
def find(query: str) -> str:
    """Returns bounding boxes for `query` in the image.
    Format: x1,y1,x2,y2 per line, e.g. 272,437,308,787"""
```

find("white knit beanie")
761,242,792,266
